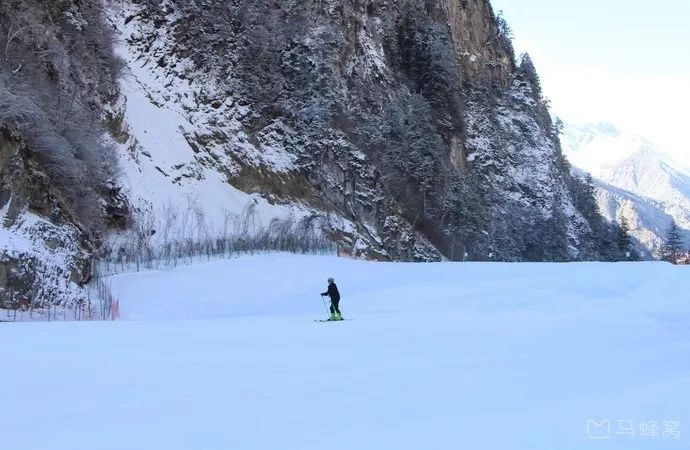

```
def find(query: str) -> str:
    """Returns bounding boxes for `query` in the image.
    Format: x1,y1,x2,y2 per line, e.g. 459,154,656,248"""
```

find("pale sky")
490,0,690,162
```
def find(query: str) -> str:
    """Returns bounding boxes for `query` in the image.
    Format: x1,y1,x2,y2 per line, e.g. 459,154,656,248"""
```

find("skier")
321,277,342,321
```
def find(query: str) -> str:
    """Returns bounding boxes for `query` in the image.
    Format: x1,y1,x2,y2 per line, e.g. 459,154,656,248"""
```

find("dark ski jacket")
322,283,340,301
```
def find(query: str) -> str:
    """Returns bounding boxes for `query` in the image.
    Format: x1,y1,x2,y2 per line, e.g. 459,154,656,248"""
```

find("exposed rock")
113,0,606,261
0,0,129,308
0,130,98,307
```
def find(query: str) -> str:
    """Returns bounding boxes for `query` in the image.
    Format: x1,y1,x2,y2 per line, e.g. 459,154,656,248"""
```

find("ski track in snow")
2,254,689,450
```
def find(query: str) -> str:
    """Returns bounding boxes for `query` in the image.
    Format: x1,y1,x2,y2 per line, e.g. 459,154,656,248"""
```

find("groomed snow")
2,254,689,450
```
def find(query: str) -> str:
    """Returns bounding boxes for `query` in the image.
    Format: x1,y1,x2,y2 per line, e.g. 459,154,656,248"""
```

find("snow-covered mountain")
108,0,604,264
1,0,626,310
562,122,628,173
589,176,672,258
563,123,690,256
598,149,690,229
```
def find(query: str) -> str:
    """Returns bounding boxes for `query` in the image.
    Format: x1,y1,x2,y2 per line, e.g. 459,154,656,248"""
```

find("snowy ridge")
599,150,690,230
563,122,690,176
564,123,690,256
589,176,674,257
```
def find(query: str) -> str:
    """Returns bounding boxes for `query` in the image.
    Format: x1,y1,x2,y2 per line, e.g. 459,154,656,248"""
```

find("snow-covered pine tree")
615,217,631,251
518,53,542,98
662,220,683,263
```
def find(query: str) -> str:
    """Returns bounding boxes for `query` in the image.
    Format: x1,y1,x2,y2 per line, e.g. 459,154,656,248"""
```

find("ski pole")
320,295,330,316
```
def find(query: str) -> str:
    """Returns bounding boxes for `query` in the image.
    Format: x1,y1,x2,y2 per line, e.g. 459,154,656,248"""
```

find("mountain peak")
563,121,690,256
593,121,621,137
562,122,687,177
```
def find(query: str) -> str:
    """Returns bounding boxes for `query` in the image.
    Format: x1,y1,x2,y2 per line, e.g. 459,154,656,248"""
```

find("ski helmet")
327,277,334,283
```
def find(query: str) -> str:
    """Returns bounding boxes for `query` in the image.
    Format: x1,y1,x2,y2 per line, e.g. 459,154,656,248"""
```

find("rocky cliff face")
0,0,126,310
1,0,617,308
0,129,93,309
114,0,603,262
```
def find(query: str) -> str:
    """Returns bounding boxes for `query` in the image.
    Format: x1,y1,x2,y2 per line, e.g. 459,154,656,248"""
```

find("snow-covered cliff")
1,0,619,310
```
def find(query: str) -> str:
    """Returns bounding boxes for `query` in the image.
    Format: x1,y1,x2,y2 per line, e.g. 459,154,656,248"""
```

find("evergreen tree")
541,196,570,261
494,10,514,56
518,53,542,98
551,117,565,139
584,174,596,198
569,174,609,260
615,217,632,256
662,220,683,263
598,223,621,262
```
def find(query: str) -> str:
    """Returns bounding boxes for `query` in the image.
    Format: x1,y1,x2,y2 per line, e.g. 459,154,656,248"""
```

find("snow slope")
2,254,689,450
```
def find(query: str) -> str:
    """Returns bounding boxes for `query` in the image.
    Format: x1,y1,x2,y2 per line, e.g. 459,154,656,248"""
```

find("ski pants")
330,298,341,315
